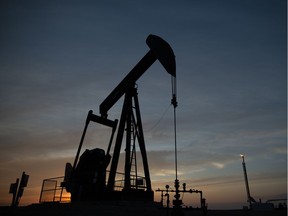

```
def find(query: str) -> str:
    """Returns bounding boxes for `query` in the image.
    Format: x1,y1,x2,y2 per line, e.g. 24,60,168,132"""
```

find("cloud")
211,162,225,169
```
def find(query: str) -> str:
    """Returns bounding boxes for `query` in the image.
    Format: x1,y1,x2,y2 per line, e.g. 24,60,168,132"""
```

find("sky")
0,0,287,210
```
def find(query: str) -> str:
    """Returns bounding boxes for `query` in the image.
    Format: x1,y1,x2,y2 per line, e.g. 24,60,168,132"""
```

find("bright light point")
240,154,244,158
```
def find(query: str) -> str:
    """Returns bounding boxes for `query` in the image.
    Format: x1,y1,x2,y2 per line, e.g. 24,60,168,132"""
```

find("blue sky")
0,0,286,209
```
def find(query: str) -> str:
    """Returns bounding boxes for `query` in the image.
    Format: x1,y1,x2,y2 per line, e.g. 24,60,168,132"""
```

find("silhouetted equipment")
65,34,176,202
240,154,253,208
240,154,274,210
9,172,29,207
156,182,207,215
9,179,19,206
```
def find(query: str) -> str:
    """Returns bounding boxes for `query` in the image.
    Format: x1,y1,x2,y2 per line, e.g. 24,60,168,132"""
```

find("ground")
0,202,287,216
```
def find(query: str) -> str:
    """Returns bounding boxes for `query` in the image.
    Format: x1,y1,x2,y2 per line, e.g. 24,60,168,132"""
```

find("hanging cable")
173,104,178,180
171,75,178,180
171,74,182,213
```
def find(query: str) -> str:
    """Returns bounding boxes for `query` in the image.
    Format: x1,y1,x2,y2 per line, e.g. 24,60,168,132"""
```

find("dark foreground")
0,202,287,216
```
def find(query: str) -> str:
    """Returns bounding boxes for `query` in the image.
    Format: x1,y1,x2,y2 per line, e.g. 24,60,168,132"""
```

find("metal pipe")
240,154,252,208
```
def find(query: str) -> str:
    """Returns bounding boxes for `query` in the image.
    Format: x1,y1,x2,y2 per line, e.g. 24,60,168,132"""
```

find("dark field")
0,202,286,216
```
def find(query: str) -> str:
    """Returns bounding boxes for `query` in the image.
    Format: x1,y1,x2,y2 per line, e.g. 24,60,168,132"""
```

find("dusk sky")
0,0,286,209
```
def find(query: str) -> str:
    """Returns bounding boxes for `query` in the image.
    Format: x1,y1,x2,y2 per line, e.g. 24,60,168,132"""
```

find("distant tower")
240,154,252,208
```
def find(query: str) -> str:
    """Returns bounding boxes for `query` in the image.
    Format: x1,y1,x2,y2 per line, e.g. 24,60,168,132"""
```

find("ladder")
129,109,138,189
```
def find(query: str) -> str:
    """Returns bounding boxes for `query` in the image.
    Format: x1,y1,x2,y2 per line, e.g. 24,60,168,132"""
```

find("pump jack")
64,35,176,202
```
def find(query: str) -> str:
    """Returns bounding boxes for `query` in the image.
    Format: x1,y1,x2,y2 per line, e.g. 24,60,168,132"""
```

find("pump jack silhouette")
64,35,176,202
